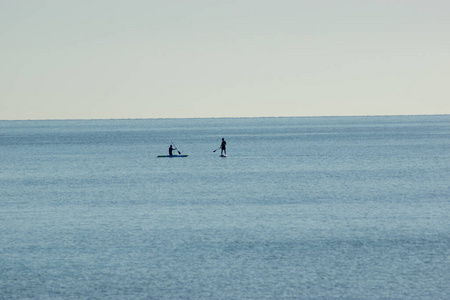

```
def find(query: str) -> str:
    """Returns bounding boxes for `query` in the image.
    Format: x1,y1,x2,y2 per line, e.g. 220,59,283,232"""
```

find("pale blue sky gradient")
2,0,449,120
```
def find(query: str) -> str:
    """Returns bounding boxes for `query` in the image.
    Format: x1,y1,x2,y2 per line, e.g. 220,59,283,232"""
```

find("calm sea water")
1,115,449,299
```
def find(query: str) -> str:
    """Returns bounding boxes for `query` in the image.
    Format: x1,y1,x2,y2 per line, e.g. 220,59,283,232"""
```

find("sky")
1,0,449,120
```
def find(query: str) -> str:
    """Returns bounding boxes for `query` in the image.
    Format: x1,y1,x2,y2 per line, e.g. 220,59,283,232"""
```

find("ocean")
1,115,449,299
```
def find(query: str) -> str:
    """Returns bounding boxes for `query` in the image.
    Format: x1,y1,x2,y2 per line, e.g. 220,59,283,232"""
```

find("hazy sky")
2,0,449,120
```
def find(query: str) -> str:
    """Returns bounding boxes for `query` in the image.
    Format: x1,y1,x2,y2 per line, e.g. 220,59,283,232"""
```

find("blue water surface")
1,115,449,299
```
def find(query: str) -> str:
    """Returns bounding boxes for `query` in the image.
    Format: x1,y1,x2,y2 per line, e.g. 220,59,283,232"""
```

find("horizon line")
1,113,449,122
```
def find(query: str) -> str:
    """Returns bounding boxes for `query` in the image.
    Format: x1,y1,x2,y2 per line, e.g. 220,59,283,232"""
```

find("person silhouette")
169,145,176,156
220,138,227,156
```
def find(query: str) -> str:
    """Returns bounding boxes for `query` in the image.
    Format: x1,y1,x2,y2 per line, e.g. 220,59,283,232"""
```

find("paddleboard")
157,155,189,158
220,154,227,157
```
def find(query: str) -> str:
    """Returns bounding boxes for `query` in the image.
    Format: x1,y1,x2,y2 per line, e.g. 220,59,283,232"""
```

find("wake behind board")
158,155,189,158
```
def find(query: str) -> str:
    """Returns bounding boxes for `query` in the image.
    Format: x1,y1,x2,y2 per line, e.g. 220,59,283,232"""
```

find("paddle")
171,141,181,154
213,147,221,152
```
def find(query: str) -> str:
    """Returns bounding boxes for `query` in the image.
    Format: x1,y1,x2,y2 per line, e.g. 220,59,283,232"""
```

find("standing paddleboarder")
220,138,227,156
